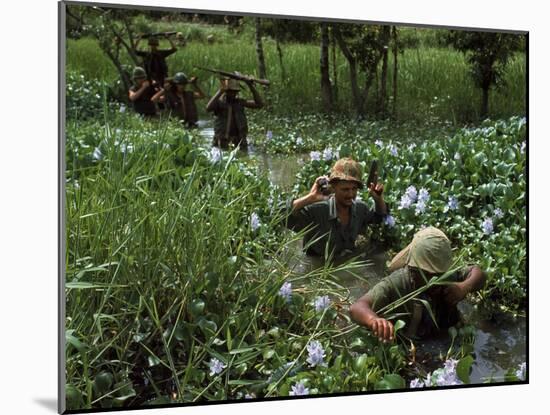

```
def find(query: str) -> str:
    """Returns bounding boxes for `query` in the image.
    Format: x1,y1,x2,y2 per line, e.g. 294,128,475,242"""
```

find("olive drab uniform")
366,266,474,338
210,97,249,149
134,38,176,86
165,88,199,127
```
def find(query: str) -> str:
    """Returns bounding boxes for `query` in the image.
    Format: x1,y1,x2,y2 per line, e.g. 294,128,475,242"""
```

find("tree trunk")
392,26,398,118
481,86,489,119
320,23,333,113
333,27,364,118
255,18,267,80
331,27,338,104
276,40,286,84
378,26,390,115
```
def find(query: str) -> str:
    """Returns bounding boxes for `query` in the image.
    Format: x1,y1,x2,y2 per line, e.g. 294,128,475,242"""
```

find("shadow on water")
197,120,526,383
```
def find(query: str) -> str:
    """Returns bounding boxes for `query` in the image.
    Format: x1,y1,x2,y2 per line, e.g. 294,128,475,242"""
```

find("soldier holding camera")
285,158,388,260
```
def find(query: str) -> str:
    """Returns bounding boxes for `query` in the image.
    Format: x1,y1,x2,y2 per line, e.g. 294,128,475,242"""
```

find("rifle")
196,66,270,86
141,31,178,38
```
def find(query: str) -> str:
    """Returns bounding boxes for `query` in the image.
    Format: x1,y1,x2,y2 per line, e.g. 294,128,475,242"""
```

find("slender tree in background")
331,27,339,105
334,23,386,119
320,23,333,113
445,31,524,118
378,25,391,116
333,25,363,118
255,18,267,80
392,26,398,118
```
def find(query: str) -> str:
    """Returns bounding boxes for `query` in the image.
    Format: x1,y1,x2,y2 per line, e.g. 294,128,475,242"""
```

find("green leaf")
374,374,406,390
456,355,474,384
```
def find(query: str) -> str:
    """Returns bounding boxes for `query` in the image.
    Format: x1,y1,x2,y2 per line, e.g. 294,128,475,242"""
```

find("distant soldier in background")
128,67,162,117
206,77,263,150
156,72,206,128
133,34,178,86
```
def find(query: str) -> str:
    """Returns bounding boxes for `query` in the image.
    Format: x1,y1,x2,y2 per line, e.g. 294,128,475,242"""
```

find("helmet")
173,72,189,84
132,66,147,80
329,158,364,188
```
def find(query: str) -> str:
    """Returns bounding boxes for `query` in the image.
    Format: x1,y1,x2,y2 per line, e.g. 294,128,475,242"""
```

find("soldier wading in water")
206,77,263,151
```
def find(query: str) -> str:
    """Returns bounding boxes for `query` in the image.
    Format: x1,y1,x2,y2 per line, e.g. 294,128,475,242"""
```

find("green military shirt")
367,265,474,337
284,196,387,258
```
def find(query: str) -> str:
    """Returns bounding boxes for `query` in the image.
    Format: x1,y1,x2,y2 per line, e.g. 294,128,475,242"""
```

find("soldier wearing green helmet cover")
128,66,163,117
206,75,264,150
283,157,389,259
133,33,178,86
154,72,206,128
350,227,486,341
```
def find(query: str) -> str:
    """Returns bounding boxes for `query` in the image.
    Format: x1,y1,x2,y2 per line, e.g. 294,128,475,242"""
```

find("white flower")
410,378,424,388
92,147,103,161
322,147,333,161
494,208,504,219
306,340,326,367
310,151,321,161
209,147,222,163
250,212,261,231
208,358,226,376
296,137,304,146
314,295,331,312
389,144,398,157
119,104,126,113
279,282,292,302
375,139,384,148
454,152,461,161
289,381,309,396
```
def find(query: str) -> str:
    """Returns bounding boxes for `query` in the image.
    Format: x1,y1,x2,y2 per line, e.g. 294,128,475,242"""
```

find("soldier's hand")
308,176,330,203
142,80,151,88
369,317,394,343
220,79,229,91
190,76,198,84
444,283,468,306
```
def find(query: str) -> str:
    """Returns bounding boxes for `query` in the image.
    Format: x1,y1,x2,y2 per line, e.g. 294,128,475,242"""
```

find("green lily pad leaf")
457,355,474,384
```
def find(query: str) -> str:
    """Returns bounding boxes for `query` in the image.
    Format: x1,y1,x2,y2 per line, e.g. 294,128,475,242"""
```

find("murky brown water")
197,121,526,384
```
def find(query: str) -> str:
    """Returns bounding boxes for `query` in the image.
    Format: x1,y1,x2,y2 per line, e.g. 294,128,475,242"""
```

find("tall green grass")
67,33,525,122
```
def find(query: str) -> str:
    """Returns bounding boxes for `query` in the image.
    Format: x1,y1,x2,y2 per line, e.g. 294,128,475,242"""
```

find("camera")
318,177,331,195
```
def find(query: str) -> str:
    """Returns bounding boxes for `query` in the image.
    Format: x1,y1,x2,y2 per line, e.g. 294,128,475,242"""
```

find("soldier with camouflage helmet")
153,72,206,128
206,76,263,150
284,157,389,259
133,33,178,86
350,227,486,341
128,66,162,117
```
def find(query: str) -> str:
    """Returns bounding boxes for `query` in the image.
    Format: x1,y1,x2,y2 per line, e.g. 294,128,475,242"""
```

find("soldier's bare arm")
350,295,394,343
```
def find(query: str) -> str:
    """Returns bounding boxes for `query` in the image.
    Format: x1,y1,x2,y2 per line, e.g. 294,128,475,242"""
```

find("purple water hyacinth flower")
289,381,310,396
245,393,256,399
384,215,396,227
208,358,226,376
209,147,221,163
250,212,261,231
482,217,494,235
266,130,273,140
279,282,292,302
415,199,427,215
92,147,103,161
418,188,430,204
446,196,459,211
494,208,504,219
516,362,526,381
399,194,413,210
405,186,418,202
322,147,333,161
389,144,398,156
310,151,321,161
314,295,331,312
410,378,424,388
306,340,326,367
